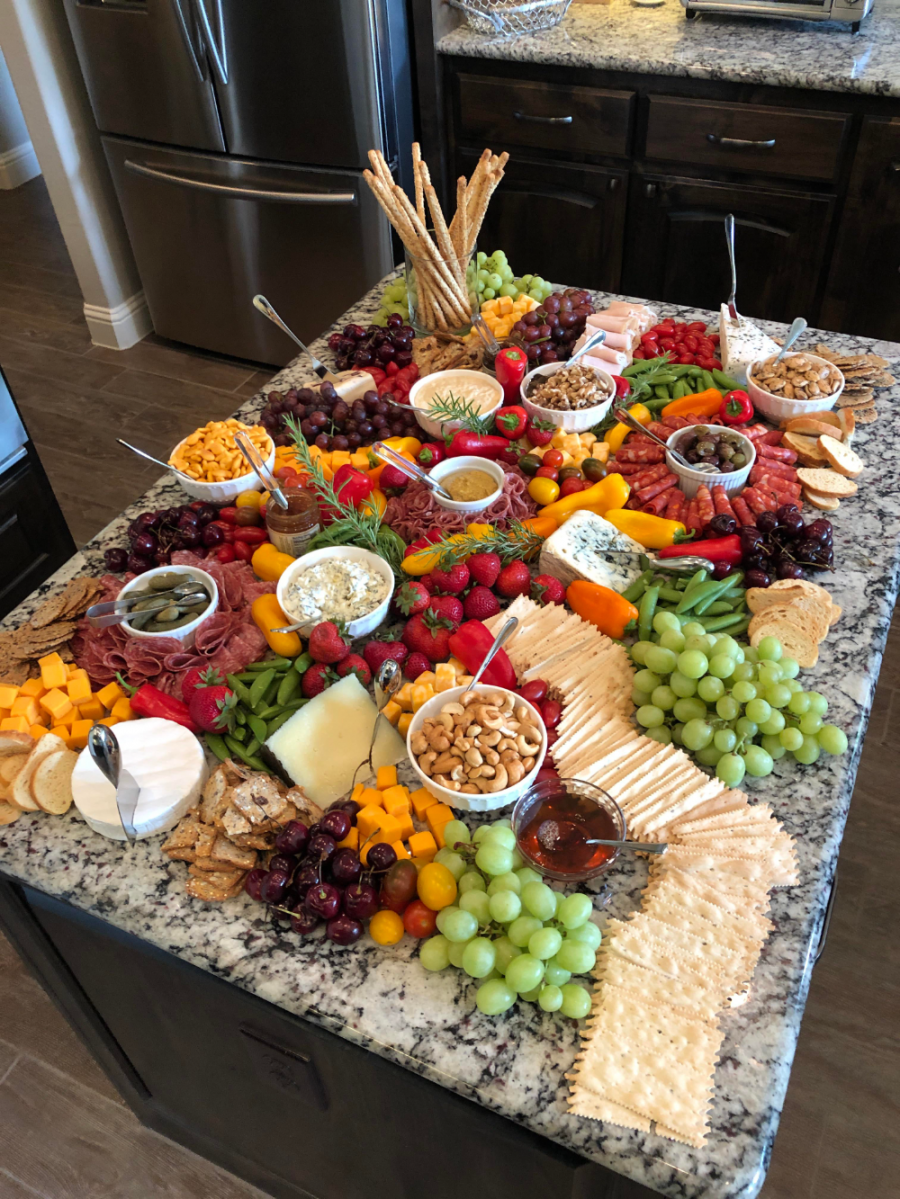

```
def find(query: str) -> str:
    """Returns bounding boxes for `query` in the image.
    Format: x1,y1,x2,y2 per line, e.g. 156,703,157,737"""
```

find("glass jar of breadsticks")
364,144,508,337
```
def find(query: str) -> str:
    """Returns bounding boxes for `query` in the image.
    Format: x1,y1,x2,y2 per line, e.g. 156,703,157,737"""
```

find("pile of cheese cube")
336,764,456,868
528,430,610,471
479,294,540,341
0,652,134,749
381,657,475,739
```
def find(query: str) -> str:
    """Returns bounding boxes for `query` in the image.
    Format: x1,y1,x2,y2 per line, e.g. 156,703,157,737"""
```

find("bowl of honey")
511,777,625,882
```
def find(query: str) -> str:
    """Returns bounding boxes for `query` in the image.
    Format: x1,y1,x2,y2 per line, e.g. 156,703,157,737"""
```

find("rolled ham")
580,319,636,353
584,312,641,337
605,302,659,332
582,347,632,373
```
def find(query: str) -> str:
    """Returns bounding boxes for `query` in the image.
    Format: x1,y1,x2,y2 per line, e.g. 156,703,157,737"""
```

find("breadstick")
367,149,394,192
455,176,468,260
392,184,470,315
425,183,462,286
411,142,425,226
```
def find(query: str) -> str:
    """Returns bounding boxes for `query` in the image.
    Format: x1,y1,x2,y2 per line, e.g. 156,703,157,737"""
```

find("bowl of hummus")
409,369,503,440
428,456,505,515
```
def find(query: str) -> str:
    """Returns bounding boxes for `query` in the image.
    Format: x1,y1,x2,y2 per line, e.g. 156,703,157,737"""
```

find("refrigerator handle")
191,0,228,86
170,0,206,84
124,160,358,205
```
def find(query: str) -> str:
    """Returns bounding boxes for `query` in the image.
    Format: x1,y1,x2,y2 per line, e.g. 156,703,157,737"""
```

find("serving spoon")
467,616,519,690
772,316,809,365
117,439,198,485
612,406,718,474
535,819,666,855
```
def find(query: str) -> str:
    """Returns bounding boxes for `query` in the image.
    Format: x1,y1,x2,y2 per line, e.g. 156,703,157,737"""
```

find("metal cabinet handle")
645,183,657,198
124,161,357,204
608,177,619,191
707,134,776,150
891,161,900,172
813,868,837,965
513,111,573,125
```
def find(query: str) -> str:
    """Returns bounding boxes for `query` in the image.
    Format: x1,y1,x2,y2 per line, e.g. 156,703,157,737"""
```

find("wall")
0,0,151,348
0,46,39,187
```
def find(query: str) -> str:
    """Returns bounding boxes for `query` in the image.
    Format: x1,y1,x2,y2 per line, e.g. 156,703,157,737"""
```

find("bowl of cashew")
406,683,547,813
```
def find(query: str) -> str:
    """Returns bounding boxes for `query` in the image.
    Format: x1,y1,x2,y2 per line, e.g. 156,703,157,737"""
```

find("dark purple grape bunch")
737,505,833,588
104,501,219,574
509,289,595,366
260,374,420,455
328,320,414,373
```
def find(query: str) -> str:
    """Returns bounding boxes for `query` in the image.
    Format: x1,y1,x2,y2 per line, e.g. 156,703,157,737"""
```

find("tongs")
371,441,454,501
234,430,288,510
87,584,210,629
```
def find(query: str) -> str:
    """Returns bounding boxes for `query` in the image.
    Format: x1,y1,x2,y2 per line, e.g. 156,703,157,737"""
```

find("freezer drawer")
103,137,392,364
63,0,224,151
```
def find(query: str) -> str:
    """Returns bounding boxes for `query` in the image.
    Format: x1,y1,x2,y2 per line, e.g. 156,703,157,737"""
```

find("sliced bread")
819,435,864,478
10,734,67,812
750,599,830,645
803,489,841,511
796,468,858,498
31,748,77,815
747,579,834,616
0,732,34,756
782,416,843,440
749,616,819,669
837,409,855,443
0,802,20,827
0,755,28,786
782,432,828,467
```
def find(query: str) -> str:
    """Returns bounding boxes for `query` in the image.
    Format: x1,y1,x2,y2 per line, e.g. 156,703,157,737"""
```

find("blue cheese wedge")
719,305,780,386
538,511,644,592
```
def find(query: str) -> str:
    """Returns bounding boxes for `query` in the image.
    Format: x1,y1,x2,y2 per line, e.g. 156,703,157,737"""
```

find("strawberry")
394,580,429,617
363,640,408,673
467,552,501,588
402,610,455,662
464,585,500,620
418,574,435,593
496,560,532,599
336,654,372,687
181,665,223,704
380,464,411,494
428,563,470,594
302,662,338,698
428,594,463,627
188,681,237,734
404,652,431,681
525,417,555,448
308,621,350,664
531,574,566,606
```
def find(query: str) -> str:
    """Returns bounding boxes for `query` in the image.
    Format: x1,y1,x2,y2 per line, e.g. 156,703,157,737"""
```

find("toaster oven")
681,0,873,30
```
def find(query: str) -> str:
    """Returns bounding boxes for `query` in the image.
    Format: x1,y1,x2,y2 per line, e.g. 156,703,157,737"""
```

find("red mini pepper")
719,390,754,426
446,430,511,459
448,621,518,691
610,375,631,399
417,442,445,468
404,528,443,558
494,348,528,406
117,676,200,732
231,526,269,545
658,534,742,566
494,404,529,440
332,464,374,507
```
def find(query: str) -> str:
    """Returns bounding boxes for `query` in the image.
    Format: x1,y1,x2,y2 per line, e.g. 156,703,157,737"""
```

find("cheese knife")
88,725,140,844
253,294,339,382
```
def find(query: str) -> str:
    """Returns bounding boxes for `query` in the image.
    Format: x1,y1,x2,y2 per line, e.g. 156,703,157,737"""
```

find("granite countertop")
438,0,900,97
2,279,900,1199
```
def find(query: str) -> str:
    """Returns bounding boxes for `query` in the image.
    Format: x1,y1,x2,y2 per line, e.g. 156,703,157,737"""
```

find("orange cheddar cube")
391,840,411,860
77,698,105,722
65,663,79,677
29,725,49,740
66,675,92,704
395,811,415,842
97,681,126,710
411,683,435,712
446,657,467,677
0,711,8,723
376,765,397,791
382,700,402,727
68,719,93,750
67,668,89,686
0,716,29,734
330,450,351,471
408,830,438,862
381,783,410,811
111,697,135,721
372,814,403,845
427,803,455,847
360,787,383,810
434,663,457,692
98,716,120,728
11,696,41,726
356,804,386,840
40,688,73,723
38,653,67,690
351,782,366,805
395,683,415,711
397,712,413,739
410,787,438,821
414,671,436,688
50,725,71,740
19,679,46,699
0,684,20,710
336,826,360,851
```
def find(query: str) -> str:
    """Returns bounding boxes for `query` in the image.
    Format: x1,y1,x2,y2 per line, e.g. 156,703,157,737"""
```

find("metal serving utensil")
252,294,340,383
611,406,718,475
601,550,725,573
725,213,741,324
468,616,519,690
87,590,210,629
88,725,140,844
535,820,666,855
471,312,501,356
567,326,607,365
234,430,288,510
773,316,809,365
351,659,403,789
371,441,455,501
117,439,197,485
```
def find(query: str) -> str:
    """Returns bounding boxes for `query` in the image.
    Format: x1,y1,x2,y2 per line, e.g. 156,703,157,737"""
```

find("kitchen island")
0,278,899,1199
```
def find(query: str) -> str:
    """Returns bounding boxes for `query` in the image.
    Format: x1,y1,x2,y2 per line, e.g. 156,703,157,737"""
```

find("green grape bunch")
417,818,598,1020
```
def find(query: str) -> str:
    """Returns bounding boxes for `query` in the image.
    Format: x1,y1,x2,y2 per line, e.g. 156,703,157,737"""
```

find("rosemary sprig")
432,520,543,571
424,390,494,436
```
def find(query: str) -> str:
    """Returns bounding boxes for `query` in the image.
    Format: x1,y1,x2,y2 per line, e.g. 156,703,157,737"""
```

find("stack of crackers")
815,343,894,424
0,577,102,687
162,760,323,902
747,579,840,669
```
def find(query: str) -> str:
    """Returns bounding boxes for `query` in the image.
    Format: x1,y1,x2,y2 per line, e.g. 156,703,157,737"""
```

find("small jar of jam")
265,487,320,557
512,777,625,882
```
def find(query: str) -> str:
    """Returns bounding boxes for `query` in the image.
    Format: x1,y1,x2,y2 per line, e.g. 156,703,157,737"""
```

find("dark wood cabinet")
622,174,835,323
821,117,900,340
458,151,628,292
0,446,75,621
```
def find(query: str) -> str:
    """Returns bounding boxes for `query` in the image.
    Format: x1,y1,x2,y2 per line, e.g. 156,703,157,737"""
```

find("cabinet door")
622,174,834,324
458,153,628,293
821,117,900,340
0,449,75,621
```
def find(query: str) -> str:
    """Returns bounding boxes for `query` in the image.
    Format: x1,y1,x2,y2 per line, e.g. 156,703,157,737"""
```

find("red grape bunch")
329,317,415,373
104,502,220,575
260,381,421,455
511,288,595,367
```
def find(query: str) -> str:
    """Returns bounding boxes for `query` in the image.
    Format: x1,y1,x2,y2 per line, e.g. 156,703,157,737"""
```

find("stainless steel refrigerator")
63,0,414,364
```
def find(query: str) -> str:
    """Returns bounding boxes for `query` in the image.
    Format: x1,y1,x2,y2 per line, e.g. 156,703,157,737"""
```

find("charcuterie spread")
1,140,898,1198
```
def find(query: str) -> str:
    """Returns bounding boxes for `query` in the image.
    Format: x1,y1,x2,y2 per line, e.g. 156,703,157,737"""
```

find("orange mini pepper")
566,581,638,639
660,389,723,419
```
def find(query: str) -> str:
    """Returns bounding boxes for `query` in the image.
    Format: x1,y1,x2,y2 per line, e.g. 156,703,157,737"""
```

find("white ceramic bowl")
407,683,547,813
409,369,503,440
168,431,275,503
276,546,393,640
665,426,756,500
746,352,844,423
118,565,219,649
520,361,615,432
428,456,504,515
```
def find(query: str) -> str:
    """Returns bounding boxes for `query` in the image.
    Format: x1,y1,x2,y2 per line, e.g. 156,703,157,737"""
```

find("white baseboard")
0,140,41,189
84,290,154,350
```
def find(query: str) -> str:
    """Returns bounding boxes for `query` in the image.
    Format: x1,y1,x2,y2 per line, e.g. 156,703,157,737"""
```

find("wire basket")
447,0,573,37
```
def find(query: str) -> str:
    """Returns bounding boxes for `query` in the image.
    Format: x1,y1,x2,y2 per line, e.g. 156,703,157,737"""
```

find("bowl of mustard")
428,456,505,515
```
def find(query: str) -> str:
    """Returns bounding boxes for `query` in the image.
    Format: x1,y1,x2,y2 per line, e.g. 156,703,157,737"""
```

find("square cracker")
567,1085,652,1133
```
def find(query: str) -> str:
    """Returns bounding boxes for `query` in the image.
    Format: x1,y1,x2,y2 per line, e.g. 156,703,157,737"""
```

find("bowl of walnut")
747,352,844,422
521,361,615,432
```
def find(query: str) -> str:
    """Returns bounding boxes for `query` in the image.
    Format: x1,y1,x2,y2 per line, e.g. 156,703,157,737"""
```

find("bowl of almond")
746,352,844,422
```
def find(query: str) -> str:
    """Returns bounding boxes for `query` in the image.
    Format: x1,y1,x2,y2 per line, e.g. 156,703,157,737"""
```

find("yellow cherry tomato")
527,476,560,506
369,910,405,946
417,862,458,911
235,489,262,509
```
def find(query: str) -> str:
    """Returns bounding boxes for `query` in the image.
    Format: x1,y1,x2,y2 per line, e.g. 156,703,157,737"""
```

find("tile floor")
1,177,897,1199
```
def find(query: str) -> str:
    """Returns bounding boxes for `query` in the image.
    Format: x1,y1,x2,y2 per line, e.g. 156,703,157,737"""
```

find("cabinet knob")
645,183,657,198
608,177,619,191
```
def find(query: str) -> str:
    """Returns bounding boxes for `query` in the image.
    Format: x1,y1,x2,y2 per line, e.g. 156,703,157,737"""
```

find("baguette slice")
837,409,855,444
0,732,34,756
782,416,842,440
749,616,819,669
0,755,28,785
803,489,841,511
31,749,77,815
10,734,67,812
782,432,827,467
819,434,865,479
0,802,20,827
796,468,858,498
747,579,834,615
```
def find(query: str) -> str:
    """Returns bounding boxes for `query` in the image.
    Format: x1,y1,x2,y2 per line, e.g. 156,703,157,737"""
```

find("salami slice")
614,445,666,463
635,473,678,503
642,493,670,515
712,485,736,519
750,460,797,483
662,415,691,430
758,442,798,464
663,488,685,522
695,485,715,525
742,424,770,441
732,495,756,527
756,429,785,446
743,488,776,515
628,463,670,490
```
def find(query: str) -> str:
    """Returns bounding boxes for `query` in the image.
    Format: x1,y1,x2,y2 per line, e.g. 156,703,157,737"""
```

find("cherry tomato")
709,333,721,346
696,358,716,371
518,454,543,476
218,507,238,524
559,477,585,497
233,540,254,562
417,862,457,911
632,348,646,360
683,334,699,353
403,899,438,939
540,699,563,729
678,353,694,366
689,321,707,333
659,338,677,352
519,679,549,705
528,476,560,506
369,910,404,946
557,467,582,482
235,506,262,527
381,860,418,912
582,458,607,483
543,448,565,468
215,545,237,563
535,465,558,481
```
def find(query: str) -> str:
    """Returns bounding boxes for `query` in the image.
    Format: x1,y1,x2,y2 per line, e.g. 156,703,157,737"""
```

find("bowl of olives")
117,566,218,647
665,425,756,498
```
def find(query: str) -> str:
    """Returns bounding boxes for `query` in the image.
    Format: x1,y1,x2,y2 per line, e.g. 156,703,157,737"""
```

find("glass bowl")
512,777,625,882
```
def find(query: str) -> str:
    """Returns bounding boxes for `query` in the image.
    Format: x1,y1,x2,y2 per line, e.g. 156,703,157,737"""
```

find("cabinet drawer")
645,97,850,182
458,75,633,157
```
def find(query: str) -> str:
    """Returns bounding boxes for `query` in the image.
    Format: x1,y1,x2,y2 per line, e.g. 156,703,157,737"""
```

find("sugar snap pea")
638,585,659,642
675,570,709,612
230,724,247,743
263,676,281,706
248,714,268,744
622,569,653,604
245,659,291,672
248,668,275,708
205,733,230,762
266,710,294,737
657,587,683,603
712,368,741,391
689,571,745,616
226,675,254,707
277,670,301,707
700,612,750,635
292,652,314,676
224,735,267,771
245,737,260,758
701,370,716,392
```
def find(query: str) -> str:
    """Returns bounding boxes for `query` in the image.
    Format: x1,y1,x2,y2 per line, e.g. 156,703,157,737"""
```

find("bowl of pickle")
116,566,218,647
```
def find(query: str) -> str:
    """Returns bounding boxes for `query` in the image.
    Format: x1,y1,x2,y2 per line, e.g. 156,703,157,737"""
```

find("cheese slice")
264,674,405,806
538,510,644,592
332,369,377,403
718,305,780,386
71,717,207,840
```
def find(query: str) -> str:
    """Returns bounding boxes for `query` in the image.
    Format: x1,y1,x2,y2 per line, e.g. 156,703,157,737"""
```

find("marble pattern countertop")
2,280,900,1199
438,1,900,98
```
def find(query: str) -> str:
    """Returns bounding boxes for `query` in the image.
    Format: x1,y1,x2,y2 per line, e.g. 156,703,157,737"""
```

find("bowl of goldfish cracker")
168,419,275,503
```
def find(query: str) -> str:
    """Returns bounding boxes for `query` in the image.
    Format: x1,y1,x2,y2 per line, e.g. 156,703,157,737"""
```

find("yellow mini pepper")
538,472,630,523
603,403,653,454
604,509,687,550
251,594,303,658
251,542,295,582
